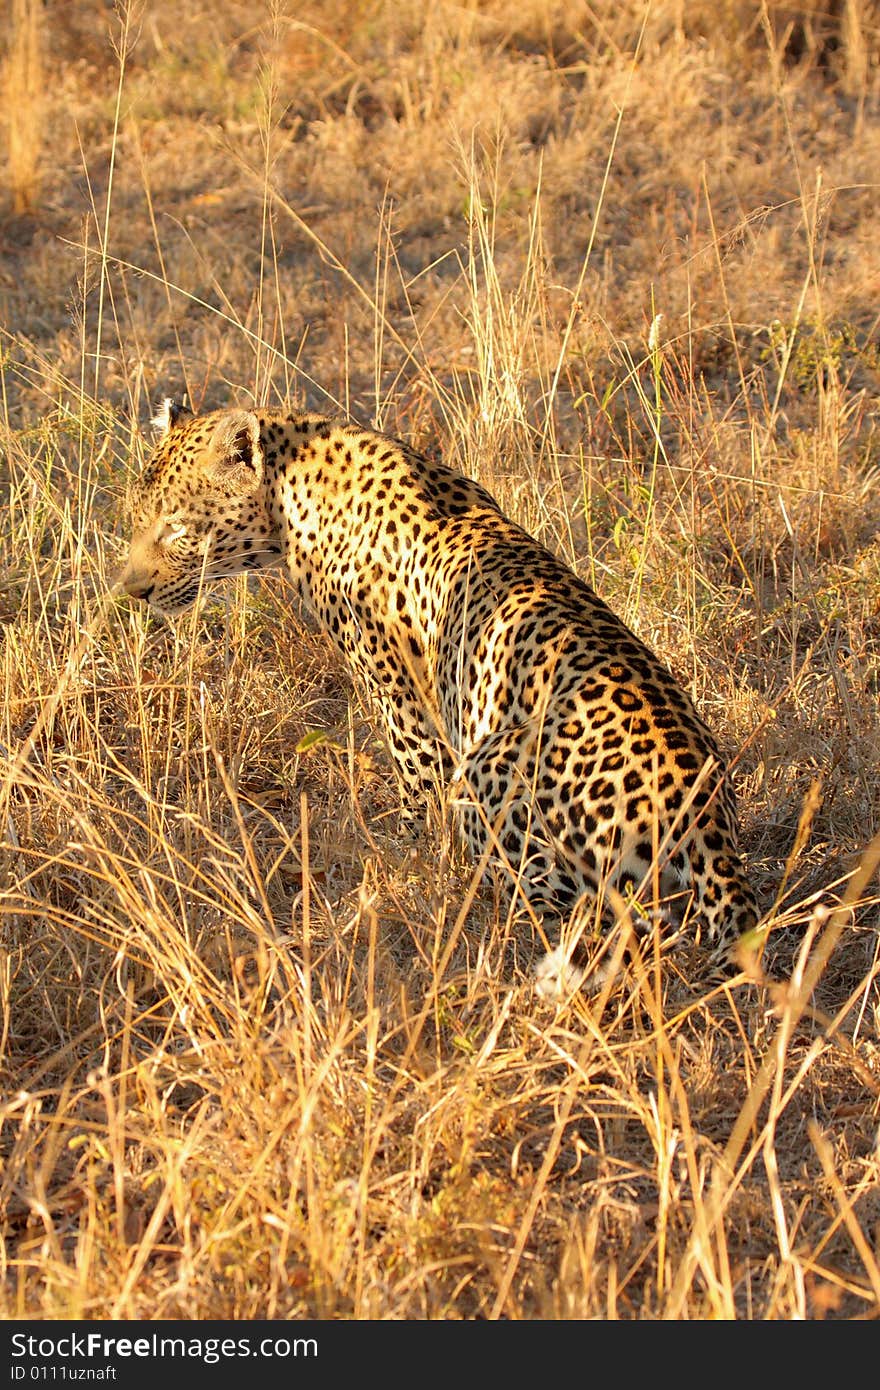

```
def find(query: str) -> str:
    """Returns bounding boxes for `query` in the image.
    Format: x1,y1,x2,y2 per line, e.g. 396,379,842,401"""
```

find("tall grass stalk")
3,0,42,215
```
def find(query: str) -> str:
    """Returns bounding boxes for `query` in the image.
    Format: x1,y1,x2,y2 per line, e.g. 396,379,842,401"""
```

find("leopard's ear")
151,397,192,436
207,410,264,494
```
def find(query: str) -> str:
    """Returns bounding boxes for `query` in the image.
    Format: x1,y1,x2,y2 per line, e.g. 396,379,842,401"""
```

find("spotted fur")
121,403,760,978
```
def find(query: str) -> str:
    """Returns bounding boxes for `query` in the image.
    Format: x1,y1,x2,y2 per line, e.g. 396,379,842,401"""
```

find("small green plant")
763,316,880,390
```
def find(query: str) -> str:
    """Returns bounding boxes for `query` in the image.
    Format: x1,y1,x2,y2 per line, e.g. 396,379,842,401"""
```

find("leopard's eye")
158,518,186,546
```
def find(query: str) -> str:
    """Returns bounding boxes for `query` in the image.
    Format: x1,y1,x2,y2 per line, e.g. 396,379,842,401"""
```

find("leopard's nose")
125,582,155,604
117,560,154,603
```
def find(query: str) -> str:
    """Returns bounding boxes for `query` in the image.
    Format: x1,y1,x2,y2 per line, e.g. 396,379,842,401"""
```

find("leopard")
120,399,760,991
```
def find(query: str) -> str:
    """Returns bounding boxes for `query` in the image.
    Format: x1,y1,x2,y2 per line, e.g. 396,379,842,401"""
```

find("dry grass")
1,0,880,1320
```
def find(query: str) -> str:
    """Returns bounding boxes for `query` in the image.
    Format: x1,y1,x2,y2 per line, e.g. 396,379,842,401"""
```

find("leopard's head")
120,401,282,613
